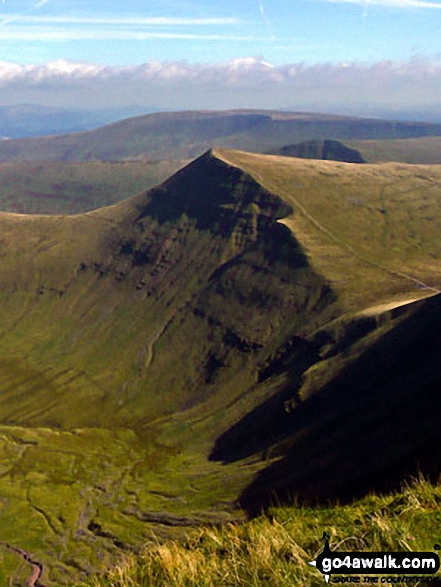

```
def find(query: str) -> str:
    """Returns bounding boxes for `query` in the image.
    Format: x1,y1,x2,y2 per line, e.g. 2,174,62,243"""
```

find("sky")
0,0,440,116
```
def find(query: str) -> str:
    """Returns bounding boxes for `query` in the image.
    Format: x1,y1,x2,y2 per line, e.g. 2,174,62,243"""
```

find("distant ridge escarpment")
267,139,366,163
0,109,440,162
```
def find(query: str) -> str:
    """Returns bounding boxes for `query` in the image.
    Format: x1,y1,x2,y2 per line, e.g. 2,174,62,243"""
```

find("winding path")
0,542,46,587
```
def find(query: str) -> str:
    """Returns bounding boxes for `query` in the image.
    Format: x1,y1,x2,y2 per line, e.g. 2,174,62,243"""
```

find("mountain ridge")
1,149,441,583
0,109,440,163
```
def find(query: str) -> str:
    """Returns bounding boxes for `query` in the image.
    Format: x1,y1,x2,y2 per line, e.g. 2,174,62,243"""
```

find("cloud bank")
0,56,440,113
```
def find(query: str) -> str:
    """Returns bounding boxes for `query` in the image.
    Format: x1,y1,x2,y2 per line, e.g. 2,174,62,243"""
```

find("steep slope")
267,139,365,163
0,151,340,432
0,109,440,162
1,150,441,582
233,292,441,513
203,150,441,510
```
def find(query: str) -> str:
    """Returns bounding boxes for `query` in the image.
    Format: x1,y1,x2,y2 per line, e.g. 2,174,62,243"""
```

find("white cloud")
0,13,246,43
0,28,263,41
229,56,275,69
0,56,440,111
0,15,241,26
258,0,275,39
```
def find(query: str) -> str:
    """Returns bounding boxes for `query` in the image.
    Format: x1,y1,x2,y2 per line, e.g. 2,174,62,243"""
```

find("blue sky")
0,0,440,65
0,0,440,114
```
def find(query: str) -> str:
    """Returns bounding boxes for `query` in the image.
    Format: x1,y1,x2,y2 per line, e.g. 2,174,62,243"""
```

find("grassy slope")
218,150,441,306
349,136,441,164
0,160,186,214
0,150,441,583
0,110,440,163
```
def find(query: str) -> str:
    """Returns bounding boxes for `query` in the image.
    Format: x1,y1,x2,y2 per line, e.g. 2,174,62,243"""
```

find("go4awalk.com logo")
309,533,440,584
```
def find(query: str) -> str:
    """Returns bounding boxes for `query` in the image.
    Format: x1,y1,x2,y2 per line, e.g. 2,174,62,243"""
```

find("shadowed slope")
235,293,441,514
267,139,365,163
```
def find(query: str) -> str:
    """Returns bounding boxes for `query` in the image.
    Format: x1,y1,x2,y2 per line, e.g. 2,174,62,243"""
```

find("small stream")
0,542,45,587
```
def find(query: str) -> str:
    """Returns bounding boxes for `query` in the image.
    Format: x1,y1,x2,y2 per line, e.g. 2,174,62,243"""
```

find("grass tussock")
85,520,309,587
82,476,441,587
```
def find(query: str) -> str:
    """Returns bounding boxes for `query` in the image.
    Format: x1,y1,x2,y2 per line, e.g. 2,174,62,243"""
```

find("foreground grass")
82,476,441,587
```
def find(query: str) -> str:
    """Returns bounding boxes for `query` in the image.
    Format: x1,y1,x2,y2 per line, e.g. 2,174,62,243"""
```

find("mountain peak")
133,149,292,242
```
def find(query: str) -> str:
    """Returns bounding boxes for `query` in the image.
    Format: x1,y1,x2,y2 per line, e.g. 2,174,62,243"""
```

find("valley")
0,124,440,583
0,160,186,215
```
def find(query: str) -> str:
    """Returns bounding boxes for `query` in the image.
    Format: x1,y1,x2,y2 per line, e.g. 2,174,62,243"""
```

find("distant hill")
0,104,160,139
0,109,440,162
1,150,441,583
267,139,365,163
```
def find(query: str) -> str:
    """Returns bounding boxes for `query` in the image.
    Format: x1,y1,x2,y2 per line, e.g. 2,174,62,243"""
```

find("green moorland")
218,149,441,301
0,110,440,163
348,136,441,164
0,150,440,584
0,160,186,215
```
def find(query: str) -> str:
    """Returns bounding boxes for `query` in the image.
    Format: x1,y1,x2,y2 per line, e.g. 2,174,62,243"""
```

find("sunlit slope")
216,149,441,308
349,136,441,164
